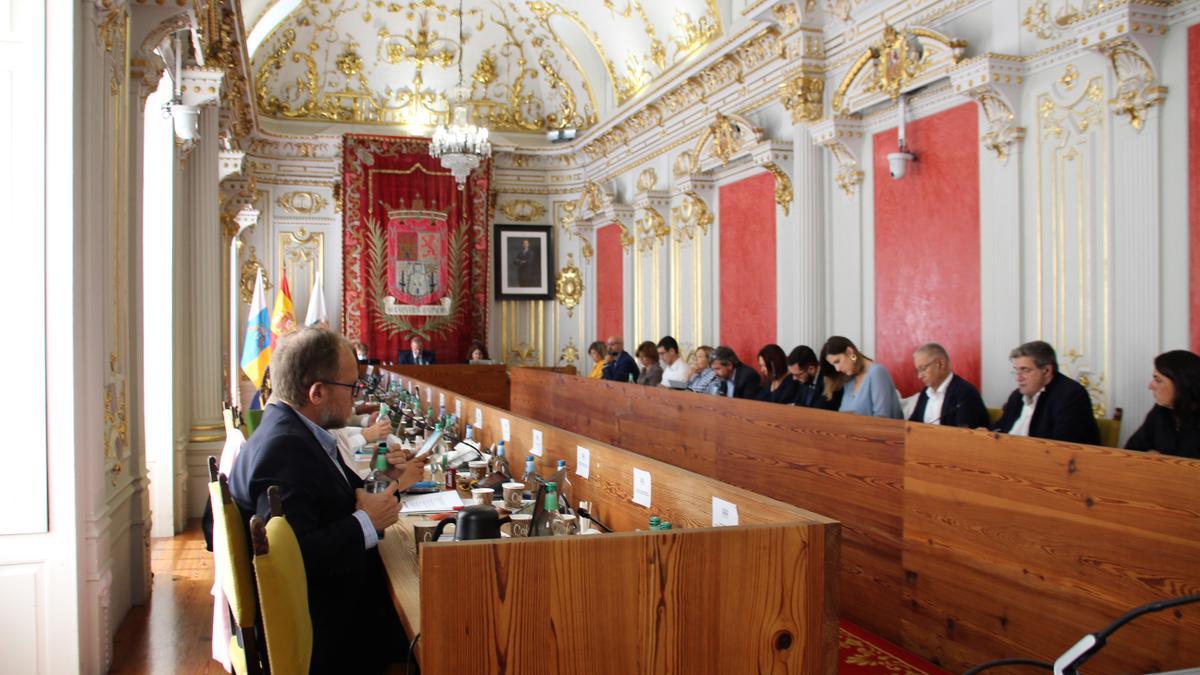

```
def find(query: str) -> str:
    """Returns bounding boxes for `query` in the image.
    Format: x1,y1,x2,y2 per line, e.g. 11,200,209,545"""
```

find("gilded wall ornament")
554,253,584,318
617,223,635,253
779,72,824,124
1093,38,1166,132
760,163,793,217
671,192,713,241
559,337,580,366
240,246,272,304
971,90,1026,163
580,237,595,263
673,150,697,178
276,191,329,214
694,112,762,170
636,168,659,193
832,25,967,115
498,199,547,223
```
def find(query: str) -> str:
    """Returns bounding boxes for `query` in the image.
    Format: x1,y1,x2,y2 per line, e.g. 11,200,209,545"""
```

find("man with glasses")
994,340,1099,444
230,327,427,672
656,335,689,388
908,343,989,428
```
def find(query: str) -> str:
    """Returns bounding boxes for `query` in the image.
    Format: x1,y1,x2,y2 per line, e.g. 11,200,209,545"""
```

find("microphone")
927,398,965,426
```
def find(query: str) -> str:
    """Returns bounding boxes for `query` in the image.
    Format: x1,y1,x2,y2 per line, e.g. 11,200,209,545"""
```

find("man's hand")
361,413,392,443
356,482,400,531
387,452,431,491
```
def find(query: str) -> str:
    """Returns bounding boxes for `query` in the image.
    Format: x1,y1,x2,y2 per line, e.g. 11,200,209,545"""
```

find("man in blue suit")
601,335,639,382
908,343,989,428
396,335,435,365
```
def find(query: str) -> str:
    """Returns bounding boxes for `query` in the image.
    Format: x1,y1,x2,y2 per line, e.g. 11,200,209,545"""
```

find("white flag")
304,275,327,326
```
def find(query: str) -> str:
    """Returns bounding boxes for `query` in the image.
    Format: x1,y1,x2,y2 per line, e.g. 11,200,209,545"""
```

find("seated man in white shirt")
332,413,393,479
656,335,690,388
907,343,989,428
994,340,1099,444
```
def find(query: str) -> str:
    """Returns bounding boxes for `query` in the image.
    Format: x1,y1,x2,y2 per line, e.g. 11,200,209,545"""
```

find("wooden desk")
503,367,1200,674
377,373,841,673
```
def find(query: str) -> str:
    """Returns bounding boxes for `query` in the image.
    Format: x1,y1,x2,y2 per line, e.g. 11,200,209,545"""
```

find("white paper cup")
471,487,493,506
510,513,532,537
502,482,525,509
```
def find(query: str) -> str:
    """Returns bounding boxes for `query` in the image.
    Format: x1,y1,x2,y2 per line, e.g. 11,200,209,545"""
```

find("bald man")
601,335,639,383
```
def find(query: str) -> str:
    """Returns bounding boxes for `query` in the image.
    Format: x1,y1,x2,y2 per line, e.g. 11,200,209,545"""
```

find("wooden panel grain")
384,364,510,409
508,368,906,642
903,424,1200,674
418,524,839,675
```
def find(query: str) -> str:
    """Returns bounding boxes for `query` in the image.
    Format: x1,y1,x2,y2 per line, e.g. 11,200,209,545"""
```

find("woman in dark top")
756,344,797,404
1125,349,1200,458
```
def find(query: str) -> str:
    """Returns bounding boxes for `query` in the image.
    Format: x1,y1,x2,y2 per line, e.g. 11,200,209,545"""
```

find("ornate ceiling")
244,0,725,137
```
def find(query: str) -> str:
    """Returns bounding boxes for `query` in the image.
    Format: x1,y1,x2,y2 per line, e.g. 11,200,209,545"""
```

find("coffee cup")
509,513,532,537
552,514,577,536
471,487,493,506
412,520,439,553
468,460,488,481
502,482,525,509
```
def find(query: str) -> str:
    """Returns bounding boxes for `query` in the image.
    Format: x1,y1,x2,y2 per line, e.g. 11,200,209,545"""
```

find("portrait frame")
494,224,554,300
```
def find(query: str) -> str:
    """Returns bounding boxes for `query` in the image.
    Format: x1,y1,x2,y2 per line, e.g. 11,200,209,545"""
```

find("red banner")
342,134,491,363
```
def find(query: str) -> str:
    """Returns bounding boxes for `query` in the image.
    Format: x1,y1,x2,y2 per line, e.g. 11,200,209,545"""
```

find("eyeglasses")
914,361,937,373
321,380,365,397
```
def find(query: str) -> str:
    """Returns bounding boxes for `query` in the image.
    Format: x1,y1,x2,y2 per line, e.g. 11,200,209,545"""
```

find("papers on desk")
400,491,464,515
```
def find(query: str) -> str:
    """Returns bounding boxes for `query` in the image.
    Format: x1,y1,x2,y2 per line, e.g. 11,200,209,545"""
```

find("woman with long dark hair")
1125,350,1200,458
756,344,797,404
821,335,903,419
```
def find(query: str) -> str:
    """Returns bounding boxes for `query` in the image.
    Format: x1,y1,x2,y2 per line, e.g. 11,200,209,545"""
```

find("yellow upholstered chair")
250,486,312,675
208,457,262,675
1096,407,1123,448
987,407,1004,428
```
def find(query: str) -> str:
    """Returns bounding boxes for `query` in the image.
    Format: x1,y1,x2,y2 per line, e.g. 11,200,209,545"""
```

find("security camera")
887,150,914,179
169,102,200,141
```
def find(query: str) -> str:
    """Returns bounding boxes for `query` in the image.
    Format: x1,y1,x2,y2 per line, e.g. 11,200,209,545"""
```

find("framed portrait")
494,224,553,300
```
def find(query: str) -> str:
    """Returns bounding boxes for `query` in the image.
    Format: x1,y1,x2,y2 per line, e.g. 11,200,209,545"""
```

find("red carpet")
840,620,951,675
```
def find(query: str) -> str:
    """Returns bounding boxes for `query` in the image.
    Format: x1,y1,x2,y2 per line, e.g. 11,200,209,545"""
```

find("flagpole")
229,207,260,412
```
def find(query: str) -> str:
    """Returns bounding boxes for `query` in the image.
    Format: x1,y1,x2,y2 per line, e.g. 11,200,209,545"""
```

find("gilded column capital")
810,117,865,199
779,69,825,124
1075,1,1169,131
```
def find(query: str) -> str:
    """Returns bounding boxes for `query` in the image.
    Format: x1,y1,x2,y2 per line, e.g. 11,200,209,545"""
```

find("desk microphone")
926,399,965,426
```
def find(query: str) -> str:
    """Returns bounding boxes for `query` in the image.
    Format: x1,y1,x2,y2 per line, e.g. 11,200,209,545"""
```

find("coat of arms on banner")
365,195,466,337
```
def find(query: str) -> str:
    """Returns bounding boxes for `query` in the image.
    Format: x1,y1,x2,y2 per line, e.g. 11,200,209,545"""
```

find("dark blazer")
995,373,1100,445
758,376,799,404
396,349,435,365
1125,405,1200,459
718,362,762,399
229,403,397,673
908,374,990,428
792,371,840,410
602,351,639,382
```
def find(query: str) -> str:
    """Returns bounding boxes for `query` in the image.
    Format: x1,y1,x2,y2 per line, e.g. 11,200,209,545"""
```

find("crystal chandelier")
430,0,490,189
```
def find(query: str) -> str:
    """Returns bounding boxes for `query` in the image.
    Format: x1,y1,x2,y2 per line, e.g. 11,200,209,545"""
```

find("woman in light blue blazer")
821,336,903,419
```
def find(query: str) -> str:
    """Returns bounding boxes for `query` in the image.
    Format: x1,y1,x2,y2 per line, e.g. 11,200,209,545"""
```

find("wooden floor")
110,520,223,675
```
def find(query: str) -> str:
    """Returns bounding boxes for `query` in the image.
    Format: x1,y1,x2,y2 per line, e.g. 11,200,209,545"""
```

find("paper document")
531,429,543,456
712,497,739,527
474,407,484,429
632,468,652,507
500,418,511,442
576,446,591,479
400,491,464,515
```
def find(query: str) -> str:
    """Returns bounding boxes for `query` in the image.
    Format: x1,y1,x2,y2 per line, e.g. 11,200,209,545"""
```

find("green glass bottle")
534,482,559,537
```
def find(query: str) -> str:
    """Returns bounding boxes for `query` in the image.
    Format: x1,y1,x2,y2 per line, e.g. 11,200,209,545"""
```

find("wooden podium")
378,369,840,674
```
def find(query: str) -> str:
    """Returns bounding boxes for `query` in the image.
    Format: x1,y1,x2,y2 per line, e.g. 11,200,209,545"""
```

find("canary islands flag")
270,271,298,345
240,269,272,388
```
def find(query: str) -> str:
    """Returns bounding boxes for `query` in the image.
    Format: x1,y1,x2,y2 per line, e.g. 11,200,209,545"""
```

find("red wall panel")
596,223,624,341
719,172,777,363
874,102,981,396
1190,24,1200,353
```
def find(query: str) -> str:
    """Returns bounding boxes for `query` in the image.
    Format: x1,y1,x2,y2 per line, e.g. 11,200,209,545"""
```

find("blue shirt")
687,367,718,394
838,363,904,419
283,403,379,549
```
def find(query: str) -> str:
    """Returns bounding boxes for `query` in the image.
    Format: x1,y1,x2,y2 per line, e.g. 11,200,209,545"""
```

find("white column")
1111,112,1162,443
184,106,224,523
787,126,826,349
978,126,1024,404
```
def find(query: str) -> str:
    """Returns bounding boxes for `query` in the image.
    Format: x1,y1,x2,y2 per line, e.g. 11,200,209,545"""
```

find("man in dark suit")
396,335,435,365
601,335,639,382
995,340,1100,444
711,345,762,399
786,345,832,409
230,327,426,672
908,343,990,428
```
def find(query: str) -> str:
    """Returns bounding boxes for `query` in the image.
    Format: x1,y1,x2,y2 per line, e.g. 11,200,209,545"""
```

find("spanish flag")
240,269,272,388
270,271,298,346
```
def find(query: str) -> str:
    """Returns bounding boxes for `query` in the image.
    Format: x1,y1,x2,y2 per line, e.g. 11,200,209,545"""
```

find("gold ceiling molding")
554,253,584,318
581,27,782,161
779,69,825,124
276,190,328,215
497,199,547,223
760,163,793,217
671,192,713,242
832,24,967,115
